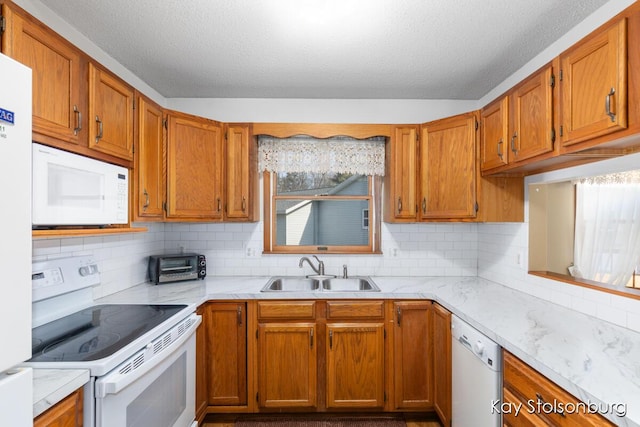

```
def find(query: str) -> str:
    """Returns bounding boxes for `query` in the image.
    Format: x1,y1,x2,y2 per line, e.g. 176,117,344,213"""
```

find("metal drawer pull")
605,87,616,122
143,189,149,209
310,329,314,348
497,138,503,160
396,307,402,326
237,306,242,325
329,330,333,349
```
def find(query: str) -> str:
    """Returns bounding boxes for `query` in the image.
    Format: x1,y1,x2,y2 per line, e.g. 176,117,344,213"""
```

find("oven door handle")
95,314,201,398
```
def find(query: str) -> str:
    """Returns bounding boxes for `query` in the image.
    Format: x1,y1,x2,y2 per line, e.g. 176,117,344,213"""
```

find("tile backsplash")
32,219,640,333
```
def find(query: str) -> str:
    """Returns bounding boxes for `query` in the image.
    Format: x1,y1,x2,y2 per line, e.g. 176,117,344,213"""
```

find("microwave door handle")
94,315,201,398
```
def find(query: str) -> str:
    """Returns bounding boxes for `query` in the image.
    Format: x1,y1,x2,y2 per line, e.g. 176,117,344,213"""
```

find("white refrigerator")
0,52,33,426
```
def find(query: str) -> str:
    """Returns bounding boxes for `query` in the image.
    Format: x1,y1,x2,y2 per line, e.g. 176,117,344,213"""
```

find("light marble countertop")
90,275,640,426
33,369,89,417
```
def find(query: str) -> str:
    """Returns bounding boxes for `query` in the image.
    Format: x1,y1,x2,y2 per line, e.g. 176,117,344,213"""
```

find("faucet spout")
299,256,325,276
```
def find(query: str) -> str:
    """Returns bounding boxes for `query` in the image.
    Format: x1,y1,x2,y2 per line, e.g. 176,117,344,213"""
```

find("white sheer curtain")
258,135,385,175
573,171,640,286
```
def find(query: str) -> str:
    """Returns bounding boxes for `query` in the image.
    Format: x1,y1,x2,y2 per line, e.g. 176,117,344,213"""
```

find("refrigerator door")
0,52,32,372
0,368,33,426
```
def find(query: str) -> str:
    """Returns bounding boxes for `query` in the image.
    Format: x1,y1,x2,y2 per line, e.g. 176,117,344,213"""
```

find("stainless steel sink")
321,277,380,292
261,276,380,292
261,276,321,292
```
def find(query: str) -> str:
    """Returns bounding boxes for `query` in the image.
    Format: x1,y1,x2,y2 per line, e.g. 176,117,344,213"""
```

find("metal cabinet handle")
95,116,103,143
497,138,503,160
217,198,221,213
605,87,616,122
397,197,402,213
510,132,518,155
536,392,565,417
237,305,242,326
143,189,150,209
422,197,426,214
73,105,82,135
310,329,314,348
242,196,246,212
396,307,402,326
329,330,333,349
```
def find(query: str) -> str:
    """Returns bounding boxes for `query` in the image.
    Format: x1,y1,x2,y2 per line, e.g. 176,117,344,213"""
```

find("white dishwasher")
451,315,502,427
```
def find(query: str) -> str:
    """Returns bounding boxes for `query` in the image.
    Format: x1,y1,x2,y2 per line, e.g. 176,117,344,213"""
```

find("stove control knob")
79,266,90,276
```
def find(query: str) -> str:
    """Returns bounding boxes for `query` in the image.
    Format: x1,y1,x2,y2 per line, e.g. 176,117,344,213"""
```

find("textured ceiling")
43,0,610,99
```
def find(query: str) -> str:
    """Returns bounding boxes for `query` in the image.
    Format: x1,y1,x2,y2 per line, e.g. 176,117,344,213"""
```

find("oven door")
94,314,200,427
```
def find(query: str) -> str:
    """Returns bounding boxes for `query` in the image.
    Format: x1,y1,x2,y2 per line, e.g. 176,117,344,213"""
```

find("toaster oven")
148,253,206,284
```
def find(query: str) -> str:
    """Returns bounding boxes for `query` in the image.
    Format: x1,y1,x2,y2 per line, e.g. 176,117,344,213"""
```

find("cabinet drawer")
257,301,316,320
502,387,548,427
326,301,384,319
503,351,614,426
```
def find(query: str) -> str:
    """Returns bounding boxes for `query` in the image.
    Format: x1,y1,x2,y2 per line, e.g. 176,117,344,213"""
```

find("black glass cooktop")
29,304,187,362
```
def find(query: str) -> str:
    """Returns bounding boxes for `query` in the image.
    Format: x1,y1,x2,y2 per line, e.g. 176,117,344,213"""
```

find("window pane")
276,172,368,196
275,199,370,246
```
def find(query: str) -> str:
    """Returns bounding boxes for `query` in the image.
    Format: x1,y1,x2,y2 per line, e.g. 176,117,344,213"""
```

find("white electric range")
26,256,200,427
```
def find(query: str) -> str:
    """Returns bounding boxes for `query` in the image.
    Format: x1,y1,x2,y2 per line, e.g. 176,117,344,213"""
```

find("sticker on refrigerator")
0,108,14,125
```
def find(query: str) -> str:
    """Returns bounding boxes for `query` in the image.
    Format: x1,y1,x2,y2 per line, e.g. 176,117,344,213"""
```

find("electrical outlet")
246,247,258,258
388,247,398,257
516,252,522,266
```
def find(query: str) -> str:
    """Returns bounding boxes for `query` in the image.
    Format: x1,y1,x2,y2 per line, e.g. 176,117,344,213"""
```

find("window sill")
529,270,640,300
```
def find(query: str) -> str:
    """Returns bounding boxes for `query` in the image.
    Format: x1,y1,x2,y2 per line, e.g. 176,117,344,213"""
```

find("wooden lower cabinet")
34,387,83,427
204,302,247,408
503,350,614,426
431,302,451,427
257,323,317,408
392,301,433,410
326,322,385,409
199,299,450,418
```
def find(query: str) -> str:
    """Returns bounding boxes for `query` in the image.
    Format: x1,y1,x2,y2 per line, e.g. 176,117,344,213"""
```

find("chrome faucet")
299,256,325,276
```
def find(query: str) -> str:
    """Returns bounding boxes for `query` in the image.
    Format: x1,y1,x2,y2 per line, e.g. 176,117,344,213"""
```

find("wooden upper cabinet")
393,301,432,410
326,322,385,409
257,323,317,409
1,3,85,146
225,124,258,221
166,111,224,220
481,63,555,173
560,18,627,146
481,96,510,171
432,302,451,427
133,94,164,220
510,64,555,162
384,126,418,222
88,63,134,160
420,112,477,219
205,302,247,407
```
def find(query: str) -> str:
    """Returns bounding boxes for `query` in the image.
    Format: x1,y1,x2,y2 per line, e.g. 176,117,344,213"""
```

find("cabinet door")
225,124,257,221
166,112,223,220
257,323,317,408
432,303,451,427
393,301,432,410
34,387,83,427
420,113,477,219
326,322,385,409
481,96,510,171
2,4,84,145
88,63,134,160
133,95,164,220
511,65,555,162
560,18,627,146
205,302,247,406
385,126,418,222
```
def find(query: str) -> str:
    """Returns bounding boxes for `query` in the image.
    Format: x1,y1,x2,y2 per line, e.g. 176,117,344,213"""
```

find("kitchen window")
260,135,383,254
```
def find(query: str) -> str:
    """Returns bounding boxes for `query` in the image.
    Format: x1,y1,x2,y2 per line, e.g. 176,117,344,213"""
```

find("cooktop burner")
29,304,186,362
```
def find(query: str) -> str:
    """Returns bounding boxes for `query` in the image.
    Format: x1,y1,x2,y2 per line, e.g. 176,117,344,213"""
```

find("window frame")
263,172,382,254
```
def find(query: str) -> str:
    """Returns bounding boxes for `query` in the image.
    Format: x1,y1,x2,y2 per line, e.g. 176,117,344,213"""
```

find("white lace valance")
258,135,386,176
573,169,640,185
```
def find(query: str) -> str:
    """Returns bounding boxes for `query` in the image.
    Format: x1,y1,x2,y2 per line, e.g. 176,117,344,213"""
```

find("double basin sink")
261,276,380,292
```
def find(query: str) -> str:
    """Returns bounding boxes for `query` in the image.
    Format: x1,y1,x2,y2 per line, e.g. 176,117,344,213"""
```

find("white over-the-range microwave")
32,143,129,227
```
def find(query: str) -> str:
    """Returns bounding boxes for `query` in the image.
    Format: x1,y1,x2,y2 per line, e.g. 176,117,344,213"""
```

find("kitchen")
1,0,640,426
